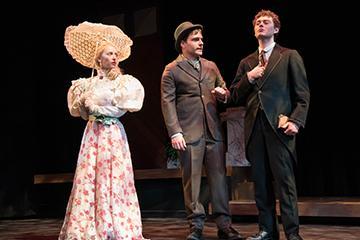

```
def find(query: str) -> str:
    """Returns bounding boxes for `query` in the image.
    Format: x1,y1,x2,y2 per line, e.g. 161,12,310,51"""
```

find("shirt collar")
181,54,200,70
259,42,276,53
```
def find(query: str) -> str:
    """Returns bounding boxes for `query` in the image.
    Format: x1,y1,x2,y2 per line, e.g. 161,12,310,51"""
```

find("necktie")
259,50,267,67
193,60,200,72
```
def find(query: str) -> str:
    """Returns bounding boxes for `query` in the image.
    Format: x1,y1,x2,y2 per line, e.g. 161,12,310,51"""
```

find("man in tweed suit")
161,21,244,240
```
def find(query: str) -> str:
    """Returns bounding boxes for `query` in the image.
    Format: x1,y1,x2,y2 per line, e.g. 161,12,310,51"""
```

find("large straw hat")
64,21,133,69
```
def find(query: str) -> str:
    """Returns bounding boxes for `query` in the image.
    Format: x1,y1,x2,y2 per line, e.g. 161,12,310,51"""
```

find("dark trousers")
179,137,231,231
247,110,299,237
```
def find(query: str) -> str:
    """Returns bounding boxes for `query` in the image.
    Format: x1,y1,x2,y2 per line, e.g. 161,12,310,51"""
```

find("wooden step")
33,167,235,184
33,169,182,184
229,197,360,217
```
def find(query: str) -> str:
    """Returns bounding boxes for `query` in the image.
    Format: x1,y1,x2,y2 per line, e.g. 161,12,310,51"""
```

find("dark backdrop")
1,0,358,217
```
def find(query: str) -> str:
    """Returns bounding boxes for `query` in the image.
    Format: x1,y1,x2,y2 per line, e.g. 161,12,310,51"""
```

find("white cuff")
171,133,183,138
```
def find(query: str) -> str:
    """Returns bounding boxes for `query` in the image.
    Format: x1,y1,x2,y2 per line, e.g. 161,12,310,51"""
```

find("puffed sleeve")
113,74,145,112
67,78,89,120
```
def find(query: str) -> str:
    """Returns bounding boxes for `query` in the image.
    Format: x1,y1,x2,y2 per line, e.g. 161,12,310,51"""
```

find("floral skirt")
59,121,147,240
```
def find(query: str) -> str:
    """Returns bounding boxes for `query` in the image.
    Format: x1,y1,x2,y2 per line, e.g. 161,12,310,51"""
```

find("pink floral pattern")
59,121,147,240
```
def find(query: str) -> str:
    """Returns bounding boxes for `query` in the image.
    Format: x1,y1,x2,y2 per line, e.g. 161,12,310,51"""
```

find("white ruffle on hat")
64,21,133,69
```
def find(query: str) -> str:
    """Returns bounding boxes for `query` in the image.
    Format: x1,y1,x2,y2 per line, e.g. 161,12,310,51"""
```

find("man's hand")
247,65,266,82
281,121,299,136
211,87,229,102
171,134,187,151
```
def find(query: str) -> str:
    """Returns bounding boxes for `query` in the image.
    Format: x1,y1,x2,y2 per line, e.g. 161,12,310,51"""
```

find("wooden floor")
31,170,360,239
0,218,359,240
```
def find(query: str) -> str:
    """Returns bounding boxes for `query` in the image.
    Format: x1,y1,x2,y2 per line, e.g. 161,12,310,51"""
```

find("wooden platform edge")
34,169,181,184
229,198,360,217
34,167,234,184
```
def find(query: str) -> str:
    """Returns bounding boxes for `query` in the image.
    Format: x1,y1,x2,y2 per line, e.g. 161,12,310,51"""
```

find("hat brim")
175,24,203,53
64,21,133,69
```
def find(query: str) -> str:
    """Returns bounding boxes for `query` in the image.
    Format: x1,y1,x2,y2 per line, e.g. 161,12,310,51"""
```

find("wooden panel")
297,197,360,217
134,169,181,180
33,169,182,184
33,167,233,184
33,173,74,184
228,197,360,217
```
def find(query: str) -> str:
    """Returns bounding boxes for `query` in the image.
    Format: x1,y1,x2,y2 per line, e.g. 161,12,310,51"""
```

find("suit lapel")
246,51,261,88
199,58,207,82
257,44,282,88
247,51,259,70
176,55,201,81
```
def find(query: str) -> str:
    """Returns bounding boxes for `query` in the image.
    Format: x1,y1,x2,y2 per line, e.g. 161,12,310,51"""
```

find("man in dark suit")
230,10,310,240
161,21,244,240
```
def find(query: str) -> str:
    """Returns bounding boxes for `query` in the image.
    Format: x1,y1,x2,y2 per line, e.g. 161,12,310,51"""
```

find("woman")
59,41,147,240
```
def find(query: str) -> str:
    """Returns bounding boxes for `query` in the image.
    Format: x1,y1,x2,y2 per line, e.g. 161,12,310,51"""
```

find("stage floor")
0,218,360,239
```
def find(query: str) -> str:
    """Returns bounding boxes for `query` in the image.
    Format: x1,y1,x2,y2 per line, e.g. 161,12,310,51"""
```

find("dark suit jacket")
230,44,310,160
161,55,226,144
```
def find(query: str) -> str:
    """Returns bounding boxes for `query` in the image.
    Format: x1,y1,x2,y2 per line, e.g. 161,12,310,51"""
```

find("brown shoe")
287,233,303,240
218,226,245,240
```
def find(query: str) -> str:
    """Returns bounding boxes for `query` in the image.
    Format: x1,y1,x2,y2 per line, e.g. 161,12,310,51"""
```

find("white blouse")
67,74,144,120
